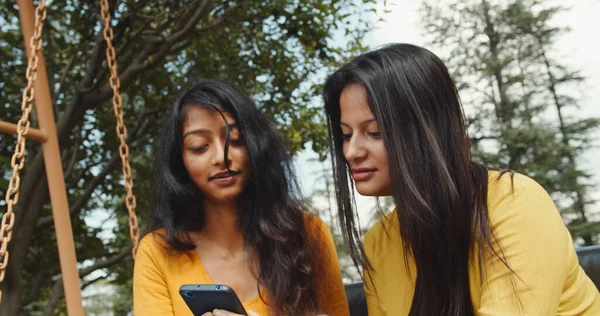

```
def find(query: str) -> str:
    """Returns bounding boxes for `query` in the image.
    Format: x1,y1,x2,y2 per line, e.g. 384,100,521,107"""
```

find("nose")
211,139,232,167
343,135,367,163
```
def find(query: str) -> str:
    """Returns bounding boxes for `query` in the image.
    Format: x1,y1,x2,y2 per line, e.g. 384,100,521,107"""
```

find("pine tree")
421,0,600,244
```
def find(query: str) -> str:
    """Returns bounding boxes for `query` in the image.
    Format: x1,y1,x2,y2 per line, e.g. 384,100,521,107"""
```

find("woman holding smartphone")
322,43,600,315
133,79,349,316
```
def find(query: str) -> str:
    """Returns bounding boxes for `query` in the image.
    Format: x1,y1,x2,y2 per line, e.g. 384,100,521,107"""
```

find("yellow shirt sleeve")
310,215,351,316
359,172,599,315
478,174,573,315
133,234,175,315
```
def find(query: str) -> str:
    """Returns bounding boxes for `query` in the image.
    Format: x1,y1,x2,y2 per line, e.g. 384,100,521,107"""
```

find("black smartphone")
179,284,248,316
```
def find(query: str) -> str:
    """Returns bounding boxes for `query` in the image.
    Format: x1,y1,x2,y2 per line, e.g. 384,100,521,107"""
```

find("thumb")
212,309,242,316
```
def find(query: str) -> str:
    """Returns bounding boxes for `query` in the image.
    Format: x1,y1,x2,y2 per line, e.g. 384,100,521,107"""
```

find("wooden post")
15,1,85,314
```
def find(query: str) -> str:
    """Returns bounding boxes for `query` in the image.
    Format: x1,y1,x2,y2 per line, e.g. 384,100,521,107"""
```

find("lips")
209,170,240,181
350,168,377,181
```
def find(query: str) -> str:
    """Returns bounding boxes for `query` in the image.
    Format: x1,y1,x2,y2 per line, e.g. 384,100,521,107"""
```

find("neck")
199,198,245,252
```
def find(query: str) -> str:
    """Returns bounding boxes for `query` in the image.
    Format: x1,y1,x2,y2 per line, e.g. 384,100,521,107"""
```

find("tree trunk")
541,52,593,245
1,169,49,316
481,0,519,168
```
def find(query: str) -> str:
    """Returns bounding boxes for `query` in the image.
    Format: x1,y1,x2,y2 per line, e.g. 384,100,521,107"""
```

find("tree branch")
19,271,47,307
167,0,210,42
168,38,193,54
85,0,231,107
79,33,109,92
124,0,214,73
63,129,82,181
79,248,132,277
116,19,153,59
35,154,119,230
81,274,109,291
52,55,76,112
41,277,64,316
36,107,152,230
38,248,131,316
1,157,49,315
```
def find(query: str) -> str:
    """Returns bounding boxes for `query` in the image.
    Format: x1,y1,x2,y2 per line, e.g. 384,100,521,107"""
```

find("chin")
206,188,243,202
216,192,244,202
355,181,393,197
355,184,382,197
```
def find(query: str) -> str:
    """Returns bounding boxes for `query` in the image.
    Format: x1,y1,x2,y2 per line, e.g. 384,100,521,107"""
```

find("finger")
212,309,242,316
201,313,214,316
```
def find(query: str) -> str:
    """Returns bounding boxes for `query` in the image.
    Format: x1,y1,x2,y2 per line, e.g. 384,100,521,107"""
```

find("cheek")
379,143,388,160
373,142,389,166
182,153,205,177
233,148,249,166
182,153,192,173
341,142,350,159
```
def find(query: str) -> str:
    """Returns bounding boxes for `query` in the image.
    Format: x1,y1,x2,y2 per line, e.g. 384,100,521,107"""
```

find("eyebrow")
340,118,377,127
183,123,238,140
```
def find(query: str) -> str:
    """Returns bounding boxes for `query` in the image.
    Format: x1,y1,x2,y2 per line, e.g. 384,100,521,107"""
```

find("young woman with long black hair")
323,43,600,315
134,79,349,316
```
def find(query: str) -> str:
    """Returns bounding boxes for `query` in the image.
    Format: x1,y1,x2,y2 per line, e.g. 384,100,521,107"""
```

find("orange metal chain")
99,0,140,259
0,0,47,302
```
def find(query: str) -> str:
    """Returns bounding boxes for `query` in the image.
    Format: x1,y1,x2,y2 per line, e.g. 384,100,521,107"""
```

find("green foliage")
422,0,600,244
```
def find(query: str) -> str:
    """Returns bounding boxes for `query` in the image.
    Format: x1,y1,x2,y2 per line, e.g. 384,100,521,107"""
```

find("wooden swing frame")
0,1,139,314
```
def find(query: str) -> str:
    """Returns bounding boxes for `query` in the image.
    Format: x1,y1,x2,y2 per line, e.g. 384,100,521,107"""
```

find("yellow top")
133,214,349,316
363,171,600,315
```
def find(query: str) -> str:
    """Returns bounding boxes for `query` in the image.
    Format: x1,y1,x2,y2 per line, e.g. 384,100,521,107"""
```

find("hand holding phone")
199,309,247,316
179,284,248,316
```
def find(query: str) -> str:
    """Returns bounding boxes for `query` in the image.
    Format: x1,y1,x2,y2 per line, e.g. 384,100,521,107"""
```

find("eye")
229,137,244,146
341,133,352,142
368,132,381,138
189,145,208,153
226,128,243,146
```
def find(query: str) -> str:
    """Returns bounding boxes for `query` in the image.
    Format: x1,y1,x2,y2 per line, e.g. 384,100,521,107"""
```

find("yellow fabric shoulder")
133,213,349,316
363,171,600,315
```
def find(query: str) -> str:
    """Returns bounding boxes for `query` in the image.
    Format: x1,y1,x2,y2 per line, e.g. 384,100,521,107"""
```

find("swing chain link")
100,0,140,259
0,0,47,302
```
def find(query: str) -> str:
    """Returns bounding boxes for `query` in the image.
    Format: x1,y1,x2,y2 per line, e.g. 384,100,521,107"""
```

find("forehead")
339,84,374,123
182,105,236,132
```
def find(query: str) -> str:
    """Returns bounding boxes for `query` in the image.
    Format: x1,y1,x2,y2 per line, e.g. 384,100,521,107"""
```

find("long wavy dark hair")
323,44,514,315
152,79,322,314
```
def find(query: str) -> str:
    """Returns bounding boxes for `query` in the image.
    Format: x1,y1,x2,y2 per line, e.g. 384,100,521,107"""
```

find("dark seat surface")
576,245,600,290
